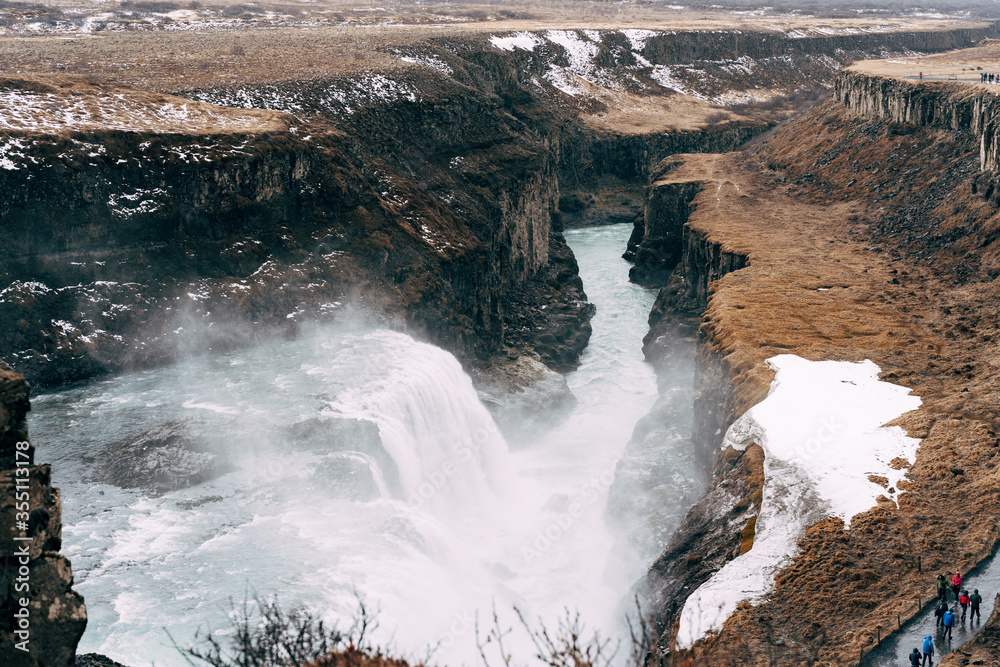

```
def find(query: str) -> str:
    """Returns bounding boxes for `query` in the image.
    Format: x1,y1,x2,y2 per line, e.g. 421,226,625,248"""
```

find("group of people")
909,571,984,666
981,72,1000,84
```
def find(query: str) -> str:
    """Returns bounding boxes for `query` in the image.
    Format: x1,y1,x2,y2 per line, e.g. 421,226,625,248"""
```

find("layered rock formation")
635,50,1000,664
3,24,996,391
0,362,86,666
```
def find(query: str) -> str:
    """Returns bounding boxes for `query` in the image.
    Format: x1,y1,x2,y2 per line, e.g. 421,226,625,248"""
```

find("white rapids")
29,223,700,665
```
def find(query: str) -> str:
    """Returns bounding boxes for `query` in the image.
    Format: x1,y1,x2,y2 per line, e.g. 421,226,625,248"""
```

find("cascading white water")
325,333,512,516
29,223,695,666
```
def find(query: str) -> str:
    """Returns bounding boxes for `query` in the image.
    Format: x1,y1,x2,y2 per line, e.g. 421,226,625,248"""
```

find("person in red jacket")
960,590,971,621
952,571,964,601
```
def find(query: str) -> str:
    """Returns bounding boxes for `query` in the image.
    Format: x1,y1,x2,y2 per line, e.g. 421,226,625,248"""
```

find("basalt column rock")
630,179,704,288
0,361,86,666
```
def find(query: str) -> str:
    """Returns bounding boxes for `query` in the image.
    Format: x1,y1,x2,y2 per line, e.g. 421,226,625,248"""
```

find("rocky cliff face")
3,23,996,389
0,70,583,389
635,51,1000,662
836,64,1000,176
0,362,86,666
640,25,998,64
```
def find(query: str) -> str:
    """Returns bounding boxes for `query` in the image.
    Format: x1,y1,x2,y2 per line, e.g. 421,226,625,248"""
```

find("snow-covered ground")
677,355,922,649
188,74,418,119
476,28,894,105
0,88,280,134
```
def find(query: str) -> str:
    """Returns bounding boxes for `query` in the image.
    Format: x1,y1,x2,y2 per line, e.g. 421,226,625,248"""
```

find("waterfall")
323,330,512,516
29,223,696,667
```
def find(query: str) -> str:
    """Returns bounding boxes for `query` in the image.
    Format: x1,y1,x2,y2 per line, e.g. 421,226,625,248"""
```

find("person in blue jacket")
922,634,934,666
943,608,956,641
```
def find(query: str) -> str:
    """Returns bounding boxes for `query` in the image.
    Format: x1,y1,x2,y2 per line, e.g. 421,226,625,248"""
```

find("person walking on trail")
971,589,983,622
910,647,923,666
952,571,964,600
960,590,971,621
937,573,949,600
943,608,956,641
935,597,949,627
923,634,935,666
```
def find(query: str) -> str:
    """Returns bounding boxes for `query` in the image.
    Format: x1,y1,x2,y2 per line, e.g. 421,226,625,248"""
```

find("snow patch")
489,32,542,52
108,188,168,218
0,88,275,134
546,30,599,74
649,65,709,101
192,75,417,118
621,28,656,52
398,55,453,76
0,137,39,170
676,355,921,649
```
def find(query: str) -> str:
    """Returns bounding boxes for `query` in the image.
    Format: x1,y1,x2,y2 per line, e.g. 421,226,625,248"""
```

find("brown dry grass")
660,119,1000,663
0,73,292,134
849,39,1000,84
0,14,987,94
580,87,754,135
307,648,415,667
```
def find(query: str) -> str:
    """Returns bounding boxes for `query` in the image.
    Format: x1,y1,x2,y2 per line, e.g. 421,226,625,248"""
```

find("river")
28,222,700,665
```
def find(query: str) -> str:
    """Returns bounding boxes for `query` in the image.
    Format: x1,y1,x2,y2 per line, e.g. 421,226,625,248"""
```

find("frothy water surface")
30,223,686,665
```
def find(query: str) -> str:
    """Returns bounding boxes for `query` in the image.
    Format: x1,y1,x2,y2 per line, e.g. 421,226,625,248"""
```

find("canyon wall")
636,48,1000,663
639,25,998,64
836,65,1000,175
4,24,997,389
0,363,86,666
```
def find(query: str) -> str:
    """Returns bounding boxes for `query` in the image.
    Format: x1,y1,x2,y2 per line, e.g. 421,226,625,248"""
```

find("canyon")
4,8,1000,667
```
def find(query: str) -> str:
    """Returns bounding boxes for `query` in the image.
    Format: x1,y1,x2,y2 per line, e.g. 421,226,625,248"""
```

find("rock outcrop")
0,362,86,666
629,177,704,288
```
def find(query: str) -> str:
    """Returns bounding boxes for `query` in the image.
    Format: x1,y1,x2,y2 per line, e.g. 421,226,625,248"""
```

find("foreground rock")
75,655,128,667
0,362,86,666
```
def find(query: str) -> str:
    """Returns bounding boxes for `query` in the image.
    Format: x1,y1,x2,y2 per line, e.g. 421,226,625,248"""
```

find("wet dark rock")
630,179,704,288
502,231,596,373
175,495,224,510
0,360,31,469
96,421,232,493
475,355,576,444
75,655,129,667
1,366,86,666
633,445,765,659
286,417,399,496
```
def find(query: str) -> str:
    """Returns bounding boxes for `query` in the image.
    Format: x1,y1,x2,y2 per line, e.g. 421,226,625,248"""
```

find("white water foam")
31,223,673,666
